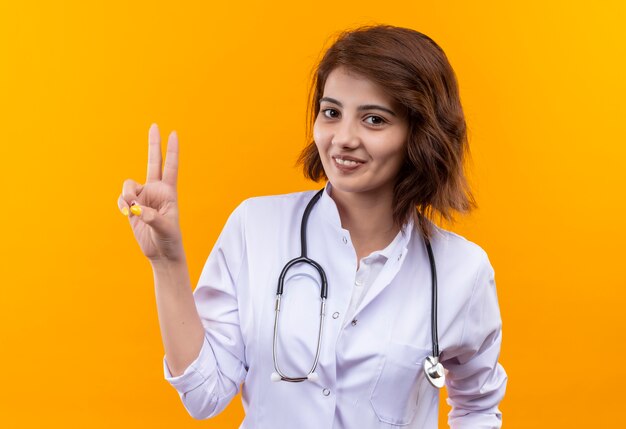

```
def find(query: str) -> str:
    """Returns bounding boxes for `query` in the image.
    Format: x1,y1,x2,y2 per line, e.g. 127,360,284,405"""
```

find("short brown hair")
297,24,477,240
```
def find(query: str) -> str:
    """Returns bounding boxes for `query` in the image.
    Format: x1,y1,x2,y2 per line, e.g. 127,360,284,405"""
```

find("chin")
328,178,374,195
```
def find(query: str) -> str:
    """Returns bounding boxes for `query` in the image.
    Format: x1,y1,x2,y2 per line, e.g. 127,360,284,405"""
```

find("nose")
331,118,360,149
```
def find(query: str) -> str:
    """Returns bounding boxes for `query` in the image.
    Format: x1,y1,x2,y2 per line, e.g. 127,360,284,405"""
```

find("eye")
365,115,387,127
321,108,340,119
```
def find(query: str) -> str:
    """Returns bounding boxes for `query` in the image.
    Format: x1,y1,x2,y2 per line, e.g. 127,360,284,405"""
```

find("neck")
329,184,399,260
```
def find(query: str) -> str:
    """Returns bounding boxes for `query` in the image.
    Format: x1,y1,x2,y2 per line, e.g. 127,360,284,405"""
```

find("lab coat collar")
318,181,416,247
317,181,418,318
318,181,344,230
371,225,404,262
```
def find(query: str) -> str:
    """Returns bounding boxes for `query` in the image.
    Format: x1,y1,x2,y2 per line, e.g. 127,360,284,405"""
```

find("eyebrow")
319,97,398,117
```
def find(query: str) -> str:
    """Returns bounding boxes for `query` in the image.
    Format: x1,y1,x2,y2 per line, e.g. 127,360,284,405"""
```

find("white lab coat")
163,183,507,428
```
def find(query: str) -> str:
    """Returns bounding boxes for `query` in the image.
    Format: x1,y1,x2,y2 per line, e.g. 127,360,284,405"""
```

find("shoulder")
227,189,321,231
241,189,319,210
422,224,499,335
235,189,320,218
425,222,492,276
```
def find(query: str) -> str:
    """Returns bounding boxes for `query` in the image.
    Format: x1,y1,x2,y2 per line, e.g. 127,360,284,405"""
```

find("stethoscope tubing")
272,188,444,387
425,239,439,358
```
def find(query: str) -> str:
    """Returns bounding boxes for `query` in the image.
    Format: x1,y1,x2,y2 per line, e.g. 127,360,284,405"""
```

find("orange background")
1,1,625,427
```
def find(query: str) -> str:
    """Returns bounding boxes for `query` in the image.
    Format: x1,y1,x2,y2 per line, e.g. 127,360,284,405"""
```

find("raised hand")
118,123,184,263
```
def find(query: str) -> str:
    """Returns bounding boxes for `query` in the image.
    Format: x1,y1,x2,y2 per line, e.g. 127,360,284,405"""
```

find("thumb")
129,202,171,236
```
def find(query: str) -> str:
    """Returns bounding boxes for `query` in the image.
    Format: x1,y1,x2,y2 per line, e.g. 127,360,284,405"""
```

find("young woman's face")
313,66,409,199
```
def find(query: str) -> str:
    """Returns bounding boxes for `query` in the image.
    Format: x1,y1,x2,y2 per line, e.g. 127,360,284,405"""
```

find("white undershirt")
345,229,406,322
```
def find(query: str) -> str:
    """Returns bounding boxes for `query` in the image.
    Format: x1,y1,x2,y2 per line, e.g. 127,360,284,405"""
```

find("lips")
335,158,361,166
332,155,366,164
331,155,365,171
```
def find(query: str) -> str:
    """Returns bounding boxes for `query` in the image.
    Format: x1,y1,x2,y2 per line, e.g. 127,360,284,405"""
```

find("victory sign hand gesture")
118,124,184,263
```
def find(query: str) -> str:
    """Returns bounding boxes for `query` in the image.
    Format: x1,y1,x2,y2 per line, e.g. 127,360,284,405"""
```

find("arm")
152,256,205,377
443,252,508,429
161,201,249,420
121,125,247,419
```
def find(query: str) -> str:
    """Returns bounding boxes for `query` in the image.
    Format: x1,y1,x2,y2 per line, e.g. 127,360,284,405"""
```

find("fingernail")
130,205,142,216
121,207,129,216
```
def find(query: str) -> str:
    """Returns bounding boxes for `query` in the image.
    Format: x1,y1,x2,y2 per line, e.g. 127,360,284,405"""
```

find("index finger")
147,123,162,182
162,130,179,188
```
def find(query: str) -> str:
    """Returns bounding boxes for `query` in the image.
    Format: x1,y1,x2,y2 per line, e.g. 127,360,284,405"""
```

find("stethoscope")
271,189,446,389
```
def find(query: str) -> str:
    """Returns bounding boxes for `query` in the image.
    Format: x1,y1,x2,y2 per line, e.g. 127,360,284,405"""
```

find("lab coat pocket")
370,342,431,426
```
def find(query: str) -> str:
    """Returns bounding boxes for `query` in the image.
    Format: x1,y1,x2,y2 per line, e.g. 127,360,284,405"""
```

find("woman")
118,25,507,428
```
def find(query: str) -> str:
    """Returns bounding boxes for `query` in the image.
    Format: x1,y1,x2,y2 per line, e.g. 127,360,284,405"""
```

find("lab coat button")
332,312,340,319
355,279,363,286
322,388,331,396
397,253,402,261
342,236,348,244
351,319,358,326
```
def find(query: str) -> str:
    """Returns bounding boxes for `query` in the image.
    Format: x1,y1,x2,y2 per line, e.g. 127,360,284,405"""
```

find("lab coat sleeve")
443,251,508,429
163,200,249,420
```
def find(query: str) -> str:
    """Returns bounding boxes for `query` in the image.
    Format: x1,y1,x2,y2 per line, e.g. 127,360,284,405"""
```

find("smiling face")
313,66,409,201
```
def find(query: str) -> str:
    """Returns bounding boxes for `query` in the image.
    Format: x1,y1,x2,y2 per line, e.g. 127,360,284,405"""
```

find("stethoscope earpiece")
307,372,319,382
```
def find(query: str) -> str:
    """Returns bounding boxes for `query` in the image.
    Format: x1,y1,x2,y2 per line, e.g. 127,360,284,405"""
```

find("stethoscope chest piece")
423,355,446,388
